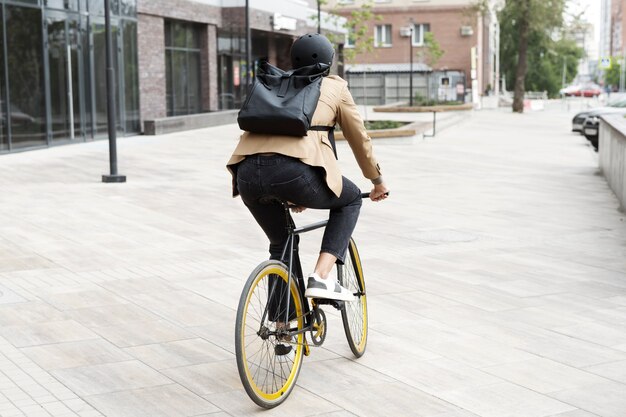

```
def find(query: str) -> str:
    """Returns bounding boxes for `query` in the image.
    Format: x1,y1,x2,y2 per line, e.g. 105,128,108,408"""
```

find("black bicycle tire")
234,260,305,408
339,239,368,358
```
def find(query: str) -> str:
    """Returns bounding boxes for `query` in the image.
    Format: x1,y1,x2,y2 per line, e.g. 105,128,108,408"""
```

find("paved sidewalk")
0,105,625,417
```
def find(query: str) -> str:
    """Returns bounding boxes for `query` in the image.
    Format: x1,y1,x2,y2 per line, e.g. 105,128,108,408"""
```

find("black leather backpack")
237,61,330,137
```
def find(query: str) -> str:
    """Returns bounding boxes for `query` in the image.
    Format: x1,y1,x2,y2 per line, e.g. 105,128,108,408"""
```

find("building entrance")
47,10,85,143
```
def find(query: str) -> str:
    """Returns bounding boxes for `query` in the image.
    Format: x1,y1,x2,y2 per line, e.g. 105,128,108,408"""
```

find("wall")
599,114,626,210
337,6,478,79
137,14,167,121
137,0,221,124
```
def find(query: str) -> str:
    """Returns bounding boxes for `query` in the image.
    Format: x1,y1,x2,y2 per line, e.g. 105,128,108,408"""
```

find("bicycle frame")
261,192,373,340
276,203,328,334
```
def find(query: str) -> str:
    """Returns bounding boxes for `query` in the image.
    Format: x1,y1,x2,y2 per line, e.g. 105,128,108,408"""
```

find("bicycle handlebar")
286,192,387,209
361,191,390,199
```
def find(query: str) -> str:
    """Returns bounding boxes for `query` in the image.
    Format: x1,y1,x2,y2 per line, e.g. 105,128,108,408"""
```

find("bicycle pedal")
313,298,345,310
275,343,293,355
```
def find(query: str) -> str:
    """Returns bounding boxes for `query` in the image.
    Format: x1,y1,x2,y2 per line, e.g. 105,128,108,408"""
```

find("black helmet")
290,33,335,69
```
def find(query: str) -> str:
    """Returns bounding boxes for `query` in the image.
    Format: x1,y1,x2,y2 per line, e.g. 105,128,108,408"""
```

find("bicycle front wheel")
235,260,305,408
338,238,368,357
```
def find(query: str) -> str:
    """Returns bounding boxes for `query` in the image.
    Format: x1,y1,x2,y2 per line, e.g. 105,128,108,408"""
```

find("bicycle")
234,193,371,408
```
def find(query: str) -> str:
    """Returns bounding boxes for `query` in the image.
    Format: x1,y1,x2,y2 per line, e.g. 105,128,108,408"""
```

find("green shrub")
413,94,462,106
363,120,408,130
336,120,408,132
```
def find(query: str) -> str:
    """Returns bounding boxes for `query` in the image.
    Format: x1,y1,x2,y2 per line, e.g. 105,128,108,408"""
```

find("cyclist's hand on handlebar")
370,183,389,202
290,204,307,213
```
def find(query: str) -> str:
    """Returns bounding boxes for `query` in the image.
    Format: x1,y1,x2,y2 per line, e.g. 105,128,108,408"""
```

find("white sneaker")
304,273,355,301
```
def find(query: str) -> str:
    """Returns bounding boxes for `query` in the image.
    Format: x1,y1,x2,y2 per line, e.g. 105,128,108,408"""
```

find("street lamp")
245,0,251,88
317,0,321,33
102,0,125,183
409,20,414,106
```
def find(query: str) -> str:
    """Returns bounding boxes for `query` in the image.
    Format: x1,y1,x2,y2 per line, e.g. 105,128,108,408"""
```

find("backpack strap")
310,125,337,159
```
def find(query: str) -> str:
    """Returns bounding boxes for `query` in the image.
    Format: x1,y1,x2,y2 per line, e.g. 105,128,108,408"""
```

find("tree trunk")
512,0,531,113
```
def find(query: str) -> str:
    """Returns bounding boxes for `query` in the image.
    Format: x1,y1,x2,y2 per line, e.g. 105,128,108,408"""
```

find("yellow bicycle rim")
240,265,304,401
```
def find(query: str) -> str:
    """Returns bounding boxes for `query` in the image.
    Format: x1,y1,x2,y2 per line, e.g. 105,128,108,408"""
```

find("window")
412,23,430,46
345,29,356,48
165,20,203,116
5,6,47,149
375,24,392,47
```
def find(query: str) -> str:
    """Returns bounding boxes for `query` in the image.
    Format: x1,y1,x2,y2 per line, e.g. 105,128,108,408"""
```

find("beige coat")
227,75,381,197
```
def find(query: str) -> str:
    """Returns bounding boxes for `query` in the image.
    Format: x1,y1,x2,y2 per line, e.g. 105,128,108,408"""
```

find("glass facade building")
0,0,139,153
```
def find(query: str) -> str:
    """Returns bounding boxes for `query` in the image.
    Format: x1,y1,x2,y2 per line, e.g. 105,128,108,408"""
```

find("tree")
498,0,568,112
417,32,444,68
604,57,622,90
315,0,380,64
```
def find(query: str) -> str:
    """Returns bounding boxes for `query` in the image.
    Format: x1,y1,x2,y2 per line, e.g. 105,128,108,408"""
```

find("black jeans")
236,154,362,264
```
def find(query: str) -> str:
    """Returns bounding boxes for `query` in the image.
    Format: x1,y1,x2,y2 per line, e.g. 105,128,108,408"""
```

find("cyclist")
227,33,389,301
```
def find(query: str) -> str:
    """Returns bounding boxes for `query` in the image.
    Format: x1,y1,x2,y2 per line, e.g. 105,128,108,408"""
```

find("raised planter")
335,121,430,140
373,103,473,113
599,114,626,211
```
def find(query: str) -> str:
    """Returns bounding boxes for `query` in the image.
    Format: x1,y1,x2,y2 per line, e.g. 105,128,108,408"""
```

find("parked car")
581,108,626,151
571,98,626,132
0,103,36,125
580,84,602,97
560,84,581,96
582,116,600,150
561,83,603,97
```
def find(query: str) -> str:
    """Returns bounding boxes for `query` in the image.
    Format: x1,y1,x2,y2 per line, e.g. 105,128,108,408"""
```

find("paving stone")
550,381,626,417
20,339,131,370
84,384,219,417
161,360,242,396
323,381,466,417
90,320,194,348
482,357,610,394
439,382,576,417
584,359,626,384
0,302,68,327
0,321,98,348
205,388,341,416
50,361,172,397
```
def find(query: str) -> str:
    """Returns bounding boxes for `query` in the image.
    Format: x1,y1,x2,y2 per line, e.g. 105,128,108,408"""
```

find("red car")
561,84,602,97
580,85,602,97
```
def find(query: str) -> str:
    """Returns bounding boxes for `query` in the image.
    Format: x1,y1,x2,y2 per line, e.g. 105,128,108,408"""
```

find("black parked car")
582,115,600,150
572,97,626,132
581,109,626,151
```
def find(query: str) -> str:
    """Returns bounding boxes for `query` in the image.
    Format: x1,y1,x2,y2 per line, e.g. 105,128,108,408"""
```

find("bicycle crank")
310,307,327,346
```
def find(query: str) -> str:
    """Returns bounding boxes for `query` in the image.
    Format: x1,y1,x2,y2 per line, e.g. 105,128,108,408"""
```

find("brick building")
606,0,626,56
325,0,501,103
137,0,344,121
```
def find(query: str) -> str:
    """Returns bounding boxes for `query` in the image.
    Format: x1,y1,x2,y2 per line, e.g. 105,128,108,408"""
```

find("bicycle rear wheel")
235,260,305,408
338,238,368,357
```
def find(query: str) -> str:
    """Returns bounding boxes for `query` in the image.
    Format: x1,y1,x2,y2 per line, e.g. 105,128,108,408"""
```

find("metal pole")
495,19,500,96
409,25,413,106
67,43,75,141
245,0,251,88
562,56,566,89
619,50,626,92
317,0,321,34
102,0,125,183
